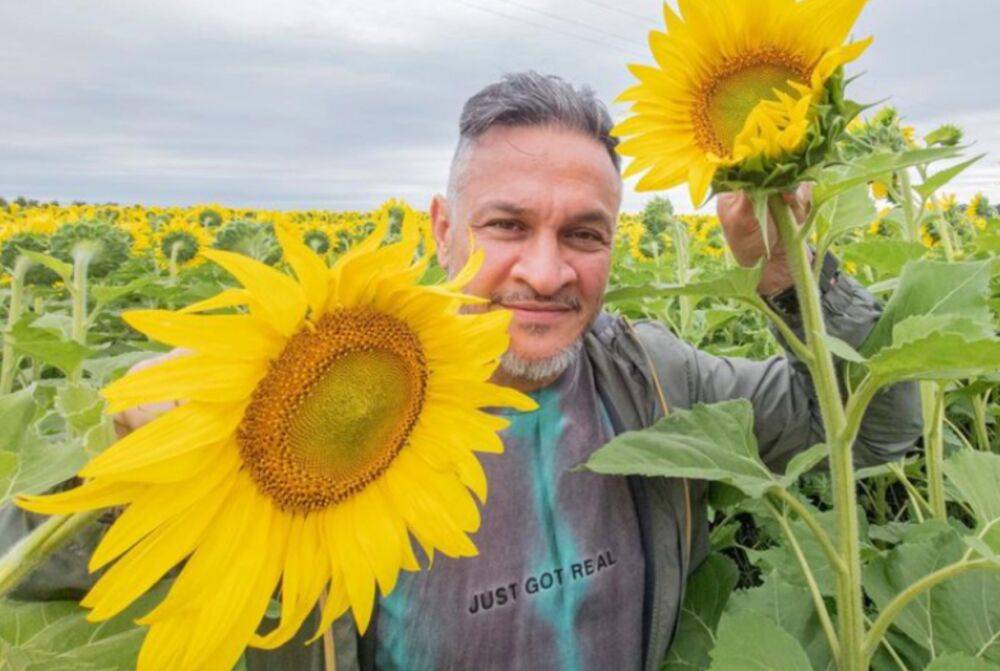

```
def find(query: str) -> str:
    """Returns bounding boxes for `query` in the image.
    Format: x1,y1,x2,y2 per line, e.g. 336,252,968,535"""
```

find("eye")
570,229,607,243
486,219,524,231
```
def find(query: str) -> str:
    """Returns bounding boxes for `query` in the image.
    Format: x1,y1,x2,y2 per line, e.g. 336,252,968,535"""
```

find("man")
0,72,921,671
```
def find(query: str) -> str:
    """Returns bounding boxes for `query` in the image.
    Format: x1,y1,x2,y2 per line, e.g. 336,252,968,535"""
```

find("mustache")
490,291,582,310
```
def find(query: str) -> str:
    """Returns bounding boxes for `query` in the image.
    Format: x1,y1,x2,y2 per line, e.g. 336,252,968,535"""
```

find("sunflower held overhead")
613,0,873,204
18,218,536,671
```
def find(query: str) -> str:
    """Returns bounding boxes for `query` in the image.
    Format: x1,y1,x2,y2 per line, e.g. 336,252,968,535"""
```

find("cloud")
1,0,997,212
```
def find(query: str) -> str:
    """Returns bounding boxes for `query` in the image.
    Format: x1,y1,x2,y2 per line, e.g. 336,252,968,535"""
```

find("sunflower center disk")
238,309,428,512
697,52,809,156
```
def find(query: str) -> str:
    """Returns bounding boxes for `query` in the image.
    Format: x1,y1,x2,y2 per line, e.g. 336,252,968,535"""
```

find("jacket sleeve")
634,259,922,472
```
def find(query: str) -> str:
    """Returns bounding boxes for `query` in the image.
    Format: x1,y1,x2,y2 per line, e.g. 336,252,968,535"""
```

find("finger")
781,187,809,224
717,190,753,227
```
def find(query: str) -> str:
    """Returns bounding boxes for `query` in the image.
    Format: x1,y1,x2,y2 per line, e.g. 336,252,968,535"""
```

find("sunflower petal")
274,222,329,318
200,248,307,337
122,310,283,360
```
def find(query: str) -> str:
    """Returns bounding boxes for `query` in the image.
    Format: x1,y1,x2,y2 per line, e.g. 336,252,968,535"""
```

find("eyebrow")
474,201,614,234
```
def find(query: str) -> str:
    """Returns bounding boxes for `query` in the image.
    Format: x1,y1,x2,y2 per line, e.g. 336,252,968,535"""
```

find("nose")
509,232,577,297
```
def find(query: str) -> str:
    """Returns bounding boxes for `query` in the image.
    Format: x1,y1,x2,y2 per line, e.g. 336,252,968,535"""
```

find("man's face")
431,124,621,383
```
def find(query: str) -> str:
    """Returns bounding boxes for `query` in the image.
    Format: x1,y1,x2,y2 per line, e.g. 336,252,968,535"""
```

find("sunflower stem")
318,590,337,671
0,510,102,599
922,381,948,520
1,257,31,394
69,249,93,383
169,240,182,279
670,217,693,338
896,169,920,242
768,194,864,671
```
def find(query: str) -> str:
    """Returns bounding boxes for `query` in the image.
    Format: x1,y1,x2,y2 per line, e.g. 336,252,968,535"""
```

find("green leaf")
914,155,985,201
0,388,37,454
90,277,153,307
752,505,867,597
580,400,798,498
661,554,740,671
840,239,926,277
860,259,993,357
863,521,1000,664
812,145,963,207
943,450,1000,532
818,333,866,363
973,233,1000,255
604,264,763,304
0,433,88,506
924,654,998,671
8,316,96,376
707,612,812,671
54,383,108,434
725,575,832,671
812,183,876,248
783,443,830,481
0,387,88,506
866,316,1000,383
81,351,158,386
0,582,170,671
15,250,72,283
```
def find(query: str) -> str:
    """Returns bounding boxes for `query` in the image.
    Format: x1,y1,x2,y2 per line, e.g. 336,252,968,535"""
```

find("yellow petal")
16,480,144,516
178,288,250,314
80,403,244,481
102,353,266,413
325,504,376,634
122,310,283,360
82,473,237,621
274,222,329,318
88,448,239,570
352,482,403,595
200,248,306,337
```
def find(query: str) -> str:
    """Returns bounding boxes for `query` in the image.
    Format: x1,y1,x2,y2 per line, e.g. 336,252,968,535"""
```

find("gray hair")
446,71,620,205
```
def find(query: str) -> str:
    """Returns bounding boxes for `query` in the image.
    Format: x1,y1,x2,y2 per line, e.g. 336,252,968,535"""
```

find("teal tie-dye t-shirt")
375,350,645,671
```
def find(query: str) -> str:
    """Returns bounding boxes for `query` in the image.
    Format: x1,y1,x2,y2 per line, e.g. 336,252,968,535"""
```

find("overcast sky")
3,0,998,213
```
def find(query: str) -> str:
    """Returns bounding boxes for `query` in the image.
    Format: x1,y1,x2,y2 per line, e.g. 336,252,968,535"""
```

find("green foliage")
582,400,828,498
0,582,170,670
863,522,1000,665
707,612,813,670
0,387,88,506
212,220,281,264
49,221,132,279
841,239,926,277
0,235,60,286
661,554,739,671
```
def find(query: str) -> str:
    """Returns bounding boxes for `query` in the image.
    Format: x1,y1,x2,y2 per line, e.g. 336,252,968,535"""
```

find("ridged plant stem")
0,257,31,394
69,249,93,383
769,194,865,671
0,510,101,599
922,381,948,519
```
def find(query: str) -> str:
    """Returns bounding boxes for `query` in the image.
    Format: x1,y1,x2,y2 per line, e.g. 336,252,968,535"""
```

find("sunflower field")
0,105,998,670
2,0,1000,667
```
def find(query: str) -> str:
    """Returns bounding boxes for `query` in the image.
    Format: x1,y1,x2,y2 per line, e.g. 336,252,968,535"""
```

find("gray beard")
498,336,583,384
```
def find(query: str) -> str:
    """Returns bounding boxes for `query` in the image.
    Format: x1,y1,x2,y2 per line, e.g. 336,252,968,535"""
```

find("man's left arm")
710,188,923,470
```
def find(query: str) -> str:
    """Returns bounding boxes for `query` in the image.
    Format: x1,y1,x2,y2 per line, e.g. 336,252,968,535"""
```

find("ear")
430,194,451,269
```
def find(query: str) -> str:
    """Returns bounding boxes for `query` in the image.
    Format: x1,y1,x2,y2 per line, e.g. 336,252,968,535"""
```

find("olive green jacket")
0,259,922,671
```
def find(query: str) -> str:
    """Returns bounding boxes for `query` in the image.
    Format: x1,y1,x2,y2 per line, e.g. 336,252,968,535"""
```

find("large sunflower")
18,219,536,670
613,0,873,204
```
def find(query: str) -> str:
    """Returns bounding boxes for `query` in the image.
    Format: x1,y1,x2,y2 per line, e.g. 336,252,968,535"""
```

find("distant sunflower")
18,219,536,670
154,219,213,270
614,0,872,204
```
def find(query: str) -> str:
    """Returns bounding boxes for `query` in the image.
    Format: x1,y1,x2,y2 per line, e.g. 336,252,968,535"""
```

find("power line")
443,0,644,58
577,0,654,25
500,0,638,47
